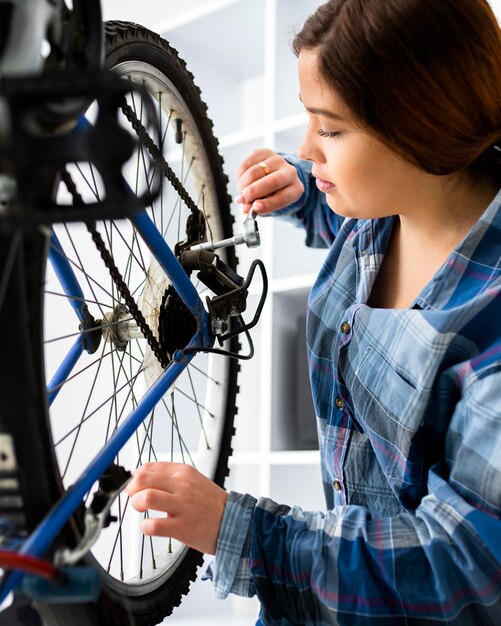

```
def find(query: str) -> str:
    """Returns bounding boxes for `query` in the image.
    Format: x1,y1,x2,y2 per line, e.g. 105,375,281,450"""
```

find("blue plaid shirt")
209,156,501,625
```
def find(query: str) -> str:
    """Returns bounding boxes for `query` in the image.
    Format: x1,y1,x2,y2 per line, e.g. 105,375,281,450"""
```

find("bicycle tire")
0,21,240,626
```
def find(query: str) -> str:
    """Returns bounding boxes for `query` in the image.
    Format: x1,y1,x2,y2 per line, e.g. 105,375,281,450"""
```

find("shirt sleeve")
211,371,501,624
208,491,257,599
269,154,344,248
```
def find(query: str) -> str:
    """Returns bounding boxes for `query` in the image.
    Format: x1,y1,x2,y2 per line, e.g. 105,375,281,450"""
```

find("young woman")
126,0,501,623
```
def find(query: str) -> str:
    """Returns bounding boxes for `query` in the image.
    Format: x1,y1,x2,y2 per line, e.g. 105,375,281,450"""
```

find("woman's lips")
314,176,336,193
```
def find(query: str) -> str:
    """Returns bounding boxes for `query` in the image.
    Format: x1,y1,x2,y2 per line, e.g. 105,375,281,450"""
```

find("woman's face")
297,49,433,219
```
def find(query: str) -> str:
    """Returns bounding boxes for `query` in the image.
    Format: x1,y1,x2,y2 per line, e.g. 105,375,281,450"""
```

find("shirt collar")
354,186,501,310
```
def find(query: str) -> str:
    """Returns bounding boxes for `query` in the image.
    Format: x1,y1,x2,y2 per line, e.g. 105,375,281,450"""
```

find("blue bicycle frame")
0,151,213,601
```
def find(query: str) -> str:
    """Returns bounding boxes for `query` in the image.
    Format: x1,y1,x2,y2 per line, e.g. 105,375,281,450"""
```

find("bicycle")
0,1,267,624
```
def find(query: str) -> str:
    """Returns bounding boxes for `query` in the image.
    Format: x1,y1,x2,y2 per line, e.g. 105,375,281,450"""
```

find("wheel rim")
43,59,234,587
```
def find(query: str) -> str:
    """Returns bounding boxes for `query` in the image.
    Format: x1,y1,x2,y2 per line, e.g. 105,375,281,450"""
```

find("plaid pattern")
209,157,501,624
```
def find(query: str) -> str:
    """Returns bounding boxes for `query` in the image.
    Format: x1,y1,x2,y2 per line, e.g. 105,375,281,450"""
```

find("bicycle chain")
119,99,201,215
59,97,206,369
60,169,169,369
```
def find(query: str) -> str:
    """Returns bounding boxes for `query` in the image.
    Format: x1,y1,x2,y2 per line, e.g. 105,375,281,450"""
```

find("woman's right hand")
235,148,304,215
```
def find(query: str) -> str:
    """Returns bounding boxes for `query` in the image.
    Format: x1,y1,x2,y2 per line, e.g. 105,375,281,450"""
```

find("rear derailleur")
173,207,267,357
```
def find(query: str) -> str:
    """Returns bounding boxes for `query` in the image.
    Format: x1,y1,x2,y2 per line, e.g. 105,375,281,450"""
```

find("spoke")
160,100,173,150
62,224,108,319
44,290,113,310
162,392,195,466
199,186,215,244
107,411,157,575
110,220,148,303
136,90,153,202
139,524,146,578
54,367,144,447
106,346,127,448
50,233,117,306
60,339,109,479
170,394,175,462
187,367,210,449
147,511,157,565
130,88,161,239
75,163,100,202
112,342,159,463
89,163,102,202
170,393,186,467
135,341,194,464
107,492,131,574
130,89,143,197
44,316,136,345
139,412,155,578
48,347,115,395
118,491,125,580
147,405,156,464
111,220,147,274
175,385,215,418
189,361,221,385
176,132,187,243
130,276,146,300
162,159,196,240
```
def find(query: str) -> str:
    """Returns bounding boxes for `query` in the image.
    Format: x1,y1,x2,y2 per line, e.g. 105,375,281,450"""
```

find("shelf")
233,293,263,453
161,0,266,138
272,218,328,280
219,124,266,150
230,450,320,466
271,272,318,293
270,462,324,510
271,288,317,452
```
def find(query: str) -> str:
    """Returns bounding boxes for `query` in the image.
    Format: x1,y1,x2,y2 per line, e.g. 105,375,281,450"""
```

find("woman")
126,0,501,623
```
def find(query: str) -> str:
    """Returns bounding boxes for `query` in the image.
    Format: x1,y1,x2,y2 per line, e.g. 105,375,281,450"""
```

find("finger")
129,487,172,513
250,185,304,215
136,461,182,474
237,155,284,193
140,517,187,543
238,169,292,208
126,466,177,496
236,148,274,180
140,516,174,538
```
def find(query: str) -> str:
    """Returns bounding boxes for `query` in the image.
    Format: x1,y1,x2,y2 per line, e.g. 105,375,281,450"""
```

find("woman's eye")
317,129,341,138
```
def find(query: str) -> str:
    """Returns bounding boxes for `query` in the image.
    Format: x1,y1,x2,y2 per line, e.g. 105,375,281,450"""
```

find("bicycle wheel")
1,22,240,625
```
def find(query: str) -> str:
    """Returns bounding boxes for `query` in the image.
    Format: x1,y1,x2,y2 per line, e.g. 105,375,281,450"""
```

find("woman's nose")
297,122,323,163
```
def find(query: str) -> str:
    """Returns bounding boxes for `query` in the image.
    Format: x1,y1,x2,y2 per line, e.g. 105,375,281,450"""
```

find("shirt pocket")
351,345,427,504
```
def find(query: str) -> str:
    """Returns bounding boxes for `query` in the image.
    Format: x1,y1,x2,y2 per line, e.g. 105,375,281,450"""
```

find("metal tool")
190,210,260,251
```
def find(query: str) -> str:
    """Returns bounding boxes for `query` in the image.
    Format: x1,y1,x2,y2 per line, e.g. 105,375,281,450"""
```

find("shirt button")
335,396,344,409
333,479,342,491
340,322,351,334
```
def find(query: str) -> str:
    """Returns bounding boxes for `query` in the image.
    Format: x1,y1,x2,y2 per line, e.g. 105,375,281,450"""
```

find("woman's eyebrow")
298,94,345,121
305,106,345,121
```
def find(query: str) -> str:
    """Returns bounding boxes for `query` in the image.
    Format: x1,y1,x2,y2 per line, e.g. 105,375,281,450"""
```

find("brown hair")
293,0,501,178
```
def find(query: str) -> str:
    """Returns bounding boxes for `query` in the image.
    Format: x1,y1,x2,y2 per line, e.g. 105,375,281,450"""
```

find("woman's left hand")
125,462,228,555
